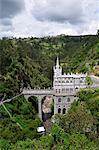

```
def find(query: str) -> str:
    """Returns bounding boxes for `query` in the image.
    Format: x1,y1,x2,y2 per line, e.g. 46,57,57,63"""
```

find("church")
23,57,87,120
53,57,87,114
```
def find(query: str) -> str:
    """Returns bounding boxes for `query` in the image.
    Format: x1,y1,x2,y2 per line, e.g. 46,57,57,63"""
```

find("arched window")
62,88,65,93
66,88,69,91
66,80,69,83
58,98,61,102
67,97,70,102
58,108,61,113
80,80,83,83
70,88,73,92
63,108,66,114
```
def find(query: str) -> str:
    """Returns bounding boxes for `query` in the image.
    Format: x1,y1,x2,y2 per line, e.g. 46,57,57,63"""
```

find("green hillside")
0,34,99,98
0,34,99,149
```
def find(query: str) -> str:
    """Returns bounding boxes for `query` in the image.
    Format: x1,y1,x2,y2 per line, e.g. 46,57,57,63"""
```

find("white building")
53,57,87,114
23,57,88,120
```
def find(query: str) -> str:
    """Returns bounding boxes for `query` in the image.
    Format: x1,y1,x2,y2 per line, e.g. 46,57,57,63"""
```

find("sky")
0,0,99,38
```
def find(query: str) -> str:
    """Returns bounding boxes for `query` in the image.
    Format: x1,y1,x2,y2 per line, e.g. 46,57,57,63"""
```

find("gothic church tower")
53,57,62,77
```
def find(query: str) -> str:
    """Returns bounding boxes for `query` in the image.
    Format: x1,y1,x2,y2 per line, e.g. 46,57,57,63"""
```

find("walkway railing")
22,89,53,95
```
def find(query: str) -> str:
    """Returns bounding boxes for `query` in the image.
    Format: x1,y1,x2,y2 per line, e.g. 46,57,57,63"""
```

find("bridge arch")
28,96,38,114
23,90,54,121
23,94,44,120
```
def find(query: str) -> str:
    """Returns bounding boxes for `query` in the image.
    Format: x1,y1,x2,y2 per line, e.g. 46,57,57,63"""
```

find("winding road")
90,75,99,88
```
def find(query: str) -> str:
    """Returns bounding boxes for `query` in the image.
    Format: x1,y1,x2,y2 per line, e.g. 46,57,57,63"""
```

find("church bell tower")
53,57,62,77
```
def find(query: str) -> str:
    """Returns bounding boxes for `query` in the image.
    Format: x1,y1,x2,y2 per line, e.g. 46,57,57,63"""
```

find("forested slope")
0,34,99,149
0,34,99,98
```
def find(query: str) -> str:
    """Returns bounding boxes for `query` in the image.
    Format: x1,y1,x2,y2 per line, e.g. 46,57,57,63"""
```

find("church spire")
56,56,59,67
54,56,62,77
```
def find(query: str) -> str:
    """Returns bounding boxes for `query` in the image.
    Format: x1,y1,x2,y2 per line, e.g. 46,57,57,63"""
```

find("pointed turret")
53,57,62,77
56,56,59,68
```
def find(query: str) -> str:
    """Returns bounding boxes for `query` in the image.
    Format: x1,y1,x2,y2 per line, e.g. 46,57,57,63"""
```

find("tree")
0,139,10,150
86,76,93,86
57,101,95,135
77,89,99,135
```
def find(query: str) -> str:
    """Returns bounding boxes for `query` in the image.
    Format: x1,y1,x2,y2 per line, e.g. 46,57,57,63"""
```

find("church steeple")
54,57,62,77
56,56,59,68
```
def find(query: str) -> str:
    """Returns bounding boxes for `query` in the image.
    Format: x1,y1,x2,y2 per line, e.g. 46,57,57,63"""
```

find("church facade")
53,57,87,114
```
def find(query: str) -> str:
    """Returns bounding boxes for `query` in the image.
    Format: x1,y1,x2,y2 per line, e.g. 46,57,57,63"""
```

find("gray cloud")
0,0,25,27
0,0,99,38
1,18,12,26
0,0,25,19
0,24,13,31
33,0,84,24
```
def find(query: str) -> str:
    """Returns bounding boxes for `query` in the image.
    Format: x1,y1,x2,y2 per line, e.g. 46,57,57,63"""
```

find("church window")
63,108,66,114
62,88,65,93
67,97,70,102
75,87,78,89
58,98,61,102
66,88,69,92
70,88,73,92
62,80,65,83
80,80,83,83
58,108,61,113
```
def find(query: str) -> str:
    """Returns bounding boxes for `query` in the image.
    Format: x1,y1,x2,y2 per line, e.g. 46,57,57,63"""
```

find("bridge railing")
22,89,53,95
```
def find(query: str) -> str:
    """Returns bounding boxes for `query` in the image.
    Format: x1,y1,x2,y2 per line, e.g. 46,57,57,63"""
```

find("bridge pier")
22,89,53,121
38,96,42,120
54,96,57,114
23,94,43,121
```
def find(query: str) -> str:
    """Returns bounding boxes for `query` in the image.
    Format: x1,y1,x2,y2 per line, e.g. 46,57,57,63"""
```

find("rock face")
42,96,53,113
43,119,53,133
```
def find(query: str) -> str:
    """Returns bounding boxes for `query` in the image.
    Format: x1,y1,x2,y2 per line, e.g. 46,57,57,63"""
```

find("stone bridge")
22,72,99,121
22,89,53,97
22,89,53,120
22,81,99,121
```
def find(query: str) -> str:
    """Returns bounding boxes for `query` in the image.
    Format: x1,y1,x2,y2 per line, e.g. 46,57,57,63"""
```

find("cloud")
1,18,12,26
33,0,85,24
0,0,25,27
31,0,99,35
0,0,99,38
0,0,25,19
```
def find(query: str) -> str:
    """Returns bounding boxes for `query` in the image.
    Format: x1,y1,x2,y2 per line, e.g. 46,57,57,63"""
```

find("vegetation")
0,35,99,98
0,34,99,149
86,76,93,86
0,89,99,150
